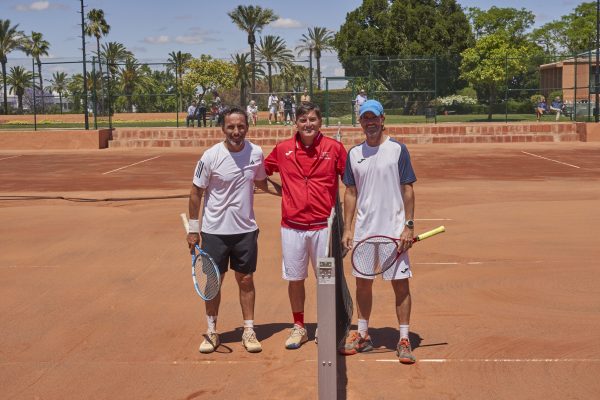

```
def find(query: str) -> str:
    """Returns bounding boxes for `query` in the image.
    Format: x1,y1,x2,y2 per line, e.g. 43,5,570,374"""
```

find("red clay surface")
1,141,600,399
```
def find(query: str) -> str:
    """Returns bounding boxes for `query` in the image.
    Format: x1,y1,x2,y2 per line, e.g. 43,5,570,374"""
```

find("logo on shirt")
250,160,255,165
320,151,330,160
285,150,293,158
357,158,366,164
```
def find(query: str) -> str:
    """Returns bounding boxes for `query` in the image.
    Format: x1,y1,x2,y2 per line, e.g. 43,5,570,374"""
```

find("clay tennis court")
1,141,600,399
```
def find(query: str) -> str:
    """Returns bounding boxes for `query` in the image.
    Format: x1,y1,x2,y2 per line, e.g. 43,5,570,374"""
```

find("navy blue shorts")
200,229,259,275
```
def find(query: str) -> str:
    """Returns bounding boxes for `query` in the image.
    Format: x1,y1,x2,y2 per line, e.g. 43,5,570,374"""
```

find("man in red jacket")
264,102,347,349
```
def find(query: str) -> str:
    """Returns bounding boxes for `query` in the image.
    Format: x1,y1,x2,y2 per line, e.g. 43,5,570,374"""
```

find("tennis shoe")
198,332,220,354
242,329,262,353
339,331,373,355
285,324,308,349
397,338,416,364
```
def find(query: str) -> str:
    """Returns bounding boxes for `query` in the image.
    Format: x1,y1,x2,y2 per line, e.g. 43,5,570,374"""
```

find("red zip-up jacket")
264,132,347,230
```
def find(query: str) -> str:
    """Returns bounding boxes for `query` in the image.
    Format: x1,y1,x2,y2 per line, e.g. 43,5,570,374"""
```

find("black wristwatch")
405,219,414,229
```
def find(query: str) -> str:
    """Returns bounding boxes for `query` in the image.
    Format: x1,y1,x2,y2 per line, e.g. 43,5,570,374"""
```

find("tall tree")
460,34,531,120
85,9,110,83
116,57,154,112
532,2,597,55
296,27,335,90
167,51,192,111
256,35,293,93
228,5,278,98
7,65,32,114
100,42,132,113
182,55,236,102
0,19,25,114
23,31,50,112
334,0,473,98
467,6,535,41
47,71,68,114
232,52,252,108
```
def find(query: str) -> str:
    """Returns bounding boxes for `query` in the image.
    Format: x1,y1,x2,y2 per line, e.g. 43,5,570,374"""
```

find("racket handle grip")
180,213,190,234
415,225,445,242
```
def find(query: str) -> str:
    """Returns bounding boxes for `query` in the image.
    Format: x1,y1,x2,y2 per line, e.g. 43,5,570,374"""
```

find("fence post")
176,61,180,128
434,56,438,124
505,54,509,123
92,57,98,129
325,78,330,127
32,58,37,131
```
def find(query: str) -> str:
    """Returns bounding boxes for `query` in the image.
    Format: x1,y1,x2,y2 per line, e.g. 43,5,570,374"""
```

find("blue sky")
0,0,587,76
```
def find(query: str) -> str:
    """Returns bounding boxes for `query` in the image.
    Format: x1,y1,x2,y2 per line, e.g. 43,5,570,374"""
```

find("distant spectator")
283,94,294,125
247,100,259,126
354,89,368,120
196,100,207,127
186,101,197,127
549,96,565,121
278,98,285,123
536,96,547,122
300,89,311,103
268,93,279,124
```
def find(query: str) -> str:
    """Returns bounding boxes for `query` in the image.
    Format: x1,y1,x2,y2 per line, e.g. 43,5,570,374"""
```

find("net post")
317,256,337,400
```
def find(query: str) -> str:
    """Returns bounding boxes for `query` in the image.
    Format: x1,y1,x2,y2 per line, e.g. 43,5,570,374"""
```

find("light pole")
308,39,315,100
80,0,89,129
594,0,600,122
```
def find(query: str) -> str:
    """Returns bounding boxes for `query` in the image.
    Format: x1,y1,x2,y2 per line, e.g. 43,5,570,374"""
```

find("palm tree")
295,27,335,91
0,19,25,114
228,5,277,98
232,53,252,108
85,9,110,83
6,66,32,114
116,57,154,112
47,71,68,114
23,31,50,112
167,51,192,111
257,35,293,93
100,41,132,113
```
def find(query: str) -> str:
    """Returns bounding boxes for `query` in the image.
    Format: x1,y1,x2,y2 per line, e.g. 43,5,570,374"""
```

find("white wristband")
188,219,200,233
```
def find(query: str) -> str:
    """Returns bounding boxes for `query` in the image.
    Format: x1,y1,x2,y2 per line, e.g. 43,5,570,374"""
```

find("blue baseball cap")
359,99,384,117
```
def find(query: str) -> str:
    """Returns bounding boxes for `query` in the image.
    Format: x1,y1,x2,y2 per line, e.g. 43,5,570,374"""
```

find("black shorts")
200,229,259,275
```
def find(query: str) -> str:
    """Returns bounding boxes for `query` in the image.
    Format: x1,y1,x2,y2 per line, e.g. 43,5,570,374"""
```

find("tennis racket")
351,225,445,276
180,213,221,301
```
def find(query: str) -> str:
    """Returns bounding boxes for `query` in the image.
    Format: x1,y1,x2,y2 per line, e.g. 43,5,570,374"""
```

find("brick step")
108,132,580,148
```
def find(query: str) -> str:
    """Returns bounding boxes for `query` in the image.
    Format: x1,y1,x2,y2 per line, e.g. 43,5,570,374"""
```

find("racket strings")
194,254,220,300
352,238,399,275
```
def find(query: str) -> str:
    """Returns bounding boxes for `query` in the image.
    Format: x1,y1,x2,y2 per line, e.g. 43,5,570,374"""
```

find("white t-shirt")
355,94,367,107
343,137,416,240
193,141,267,234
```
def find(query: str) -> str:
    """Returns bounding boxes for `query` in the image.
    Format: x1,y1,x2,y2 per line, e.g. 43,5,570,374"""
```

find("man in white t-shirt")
354,89,367,120
268,93,279,124
341,99,418,364
187,106,271,354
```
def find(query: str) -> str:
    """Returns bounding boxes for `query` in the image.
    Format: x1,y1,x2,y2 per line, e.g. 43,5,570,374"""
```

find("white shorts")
351,240,412,281
269,106,277,115
281,227,329,281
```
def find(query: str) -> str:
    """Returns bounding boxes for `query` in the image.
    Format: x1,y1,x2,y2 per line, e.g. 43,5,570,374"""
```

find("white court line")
102,155,161,175
0,155,22,161
372,358,600,363
0,265,59,269
416,218,453,221
521,151,581,169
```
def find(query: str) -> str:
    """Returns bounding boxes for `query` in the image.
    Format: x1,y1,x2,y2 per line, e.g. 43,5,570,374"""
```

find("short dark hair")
295,101,322,120
220,106,249,127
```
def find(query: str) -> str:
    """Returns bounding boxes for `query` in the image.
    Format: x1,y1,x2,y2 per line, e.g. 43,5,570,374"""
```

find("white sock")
357,319,369,338
206,315,217,333
399,324,410,340
243,320,254,330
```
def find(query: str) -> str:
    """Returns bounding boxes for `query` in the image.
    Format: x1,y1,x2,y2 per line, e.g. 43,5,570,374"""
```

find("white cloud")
334,67,345,77
175,35,206,45
271,18,303,29
144,35,171,44
15,1,48,11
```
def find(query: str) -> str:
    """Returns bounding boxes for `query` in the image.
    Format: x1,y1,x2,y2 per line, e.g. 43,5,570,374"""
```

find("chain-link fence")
2,53,599,130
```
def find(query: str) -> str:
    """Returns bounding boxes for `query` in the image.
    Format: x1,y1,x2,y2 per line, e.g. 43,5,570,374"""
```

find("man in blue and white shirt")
341,99,418,364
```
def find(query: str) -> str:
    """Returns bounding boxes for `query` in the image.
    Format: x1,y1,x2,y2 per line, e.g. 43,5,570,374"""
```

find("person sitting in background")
186,101,197,127
550,96,565,121
247,100,259,126
536,96,547,122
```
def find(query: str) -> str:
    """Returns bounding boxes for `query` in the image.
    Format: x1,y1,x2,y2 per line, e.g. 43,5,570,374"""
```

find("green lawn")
0,113,588,130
